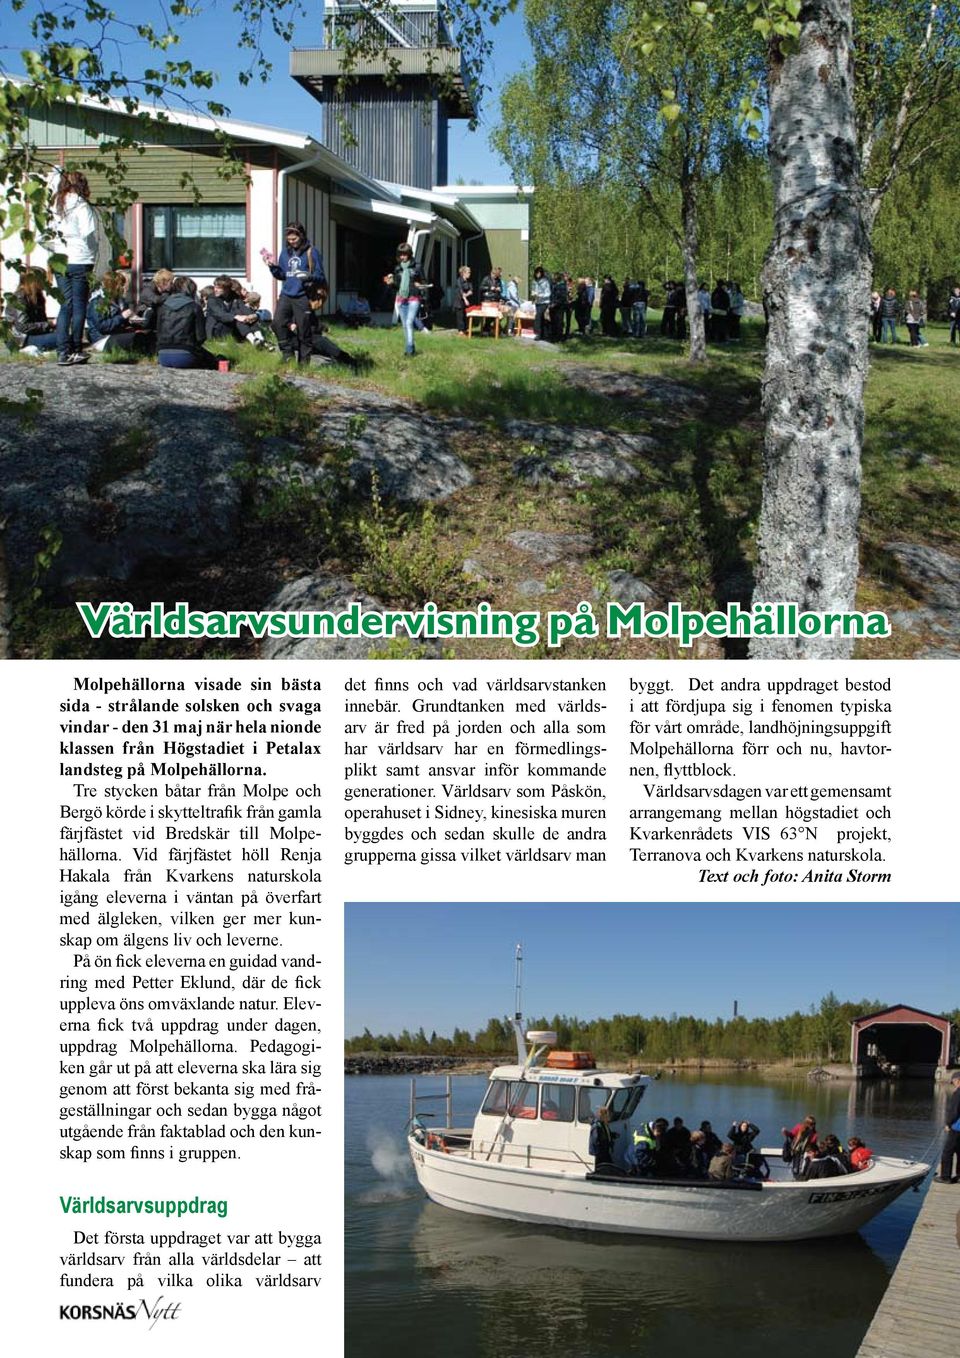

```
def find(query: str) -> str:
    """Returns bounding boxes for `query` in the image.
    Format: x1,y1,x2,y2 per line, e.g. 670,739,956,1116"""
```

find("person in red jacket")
847,1137,873,1171
783,1114,818,1152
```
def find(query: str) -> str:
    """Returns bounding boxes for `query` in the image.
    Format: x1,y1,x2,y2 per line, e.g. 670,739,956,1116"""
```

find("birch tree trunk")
681,182,707,363
750,0,872,659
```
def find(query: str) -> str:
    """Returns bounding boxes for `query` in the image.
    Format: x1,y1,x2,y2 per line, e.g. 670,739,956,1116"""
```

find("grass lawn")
4,313,958,659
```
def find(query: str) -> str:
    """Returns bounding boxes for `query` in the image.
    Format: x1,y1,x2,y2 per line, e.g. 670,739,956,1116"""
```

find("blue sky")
0,1,531,183
345,903,958,1034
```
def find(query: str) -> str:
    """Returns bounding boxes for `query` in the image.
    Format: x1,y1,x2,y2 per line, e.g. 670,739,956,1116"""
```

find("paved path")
856,1180,959,1358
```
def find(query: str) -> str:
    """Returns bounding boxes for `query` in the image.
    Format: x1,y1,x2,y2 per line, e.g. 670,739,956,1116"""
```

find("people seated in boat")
663,1116,692,1169
799,1134,849,1180
847,1136,874,1171
541,1098,561,1120
687,1130,709,1178
708,1142,737,1180
700,1121,722,1159
821,1134,851,1172
728,1120,760,1152
626,1122,659,1177
589,1107,614,1169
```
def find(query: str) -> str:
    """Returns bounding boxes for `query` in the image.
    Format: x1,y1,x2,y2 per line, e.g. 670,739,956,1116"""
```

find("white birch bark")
681,182,707,363
750,0,872,659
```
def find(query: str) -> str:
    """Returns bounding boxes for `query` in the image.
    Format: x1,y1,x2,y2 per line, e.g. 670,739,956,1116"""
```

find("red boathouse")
850,1004,953,1078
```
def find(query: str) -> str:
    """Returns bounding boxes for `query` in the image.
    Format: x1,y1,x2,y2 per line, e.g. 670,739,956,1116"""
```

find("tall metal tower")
291,2,475,189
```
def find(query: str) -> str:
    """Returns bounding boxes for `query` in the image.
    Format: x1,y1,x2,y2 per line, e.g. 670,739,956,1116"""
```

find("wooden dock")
856,1181,959,1358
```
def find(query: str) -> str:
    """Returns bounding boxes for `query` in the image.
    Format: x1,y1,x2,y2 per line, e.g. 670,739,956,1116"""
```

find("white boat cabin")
470,1053,651,1171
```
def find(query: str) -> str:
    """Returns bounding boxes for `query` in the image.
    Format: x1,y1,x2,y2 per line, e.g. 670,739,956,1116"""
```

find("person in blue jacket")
261,222,326,365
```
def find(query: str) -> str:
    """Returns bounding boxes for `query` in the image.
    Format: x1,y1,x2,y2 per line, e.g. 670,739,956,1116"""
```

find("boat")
406,1027,929,1243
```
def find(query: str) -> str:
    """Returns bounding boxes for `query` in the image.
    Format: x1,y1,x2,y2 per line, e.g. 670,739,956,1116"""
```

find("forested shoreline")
346,994,960,1064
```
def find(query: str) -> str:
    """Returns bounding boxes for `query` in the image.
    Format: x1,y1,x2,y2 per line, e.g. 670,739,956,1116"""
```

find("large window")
608,1087,645,1122
143,205,245,273
578,1087,613,1123
480,1080,508,1116
538,1083,575,1123
506,1082,538,1119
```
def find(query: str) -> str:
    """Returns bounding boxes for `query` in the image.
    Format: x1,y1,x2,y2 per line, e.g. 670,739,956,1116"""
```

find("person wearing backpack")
48,166,99,366
262,222,326,365
934,1070,960,1182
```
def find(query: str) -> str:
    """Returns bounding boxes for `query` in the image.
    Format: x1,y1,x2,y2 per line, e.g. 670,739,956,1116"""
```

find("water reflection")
406,1201,891,1358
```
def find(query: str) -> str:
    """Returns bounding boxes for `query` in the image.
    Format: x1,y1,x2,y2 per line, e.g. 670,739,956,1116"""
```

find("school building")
2,1,531,315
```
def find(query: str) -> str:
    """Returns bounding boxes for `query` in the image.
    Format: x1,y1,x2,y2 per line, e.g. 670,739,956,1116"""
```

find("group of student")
5,266,274,366
871,285,960,347
589,1110,873,1182
6,179,359,370
449,265,750,346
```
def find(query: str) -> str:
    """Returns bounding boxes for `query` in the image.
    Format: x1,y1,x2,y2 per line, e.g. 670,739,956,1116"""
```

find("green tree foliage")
520,30,960,307
853,0,960,213
526,151,772,299
493,0,762,359
871,93,960,306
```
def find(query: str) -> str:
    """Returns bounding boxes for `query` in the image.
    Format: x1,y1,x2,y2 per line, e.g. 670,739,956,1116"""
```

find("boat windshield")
480,1080,645,1123
480,1080,509,1116
577,1085,645,1122
608,1086,645,1121
577,1087,613,1122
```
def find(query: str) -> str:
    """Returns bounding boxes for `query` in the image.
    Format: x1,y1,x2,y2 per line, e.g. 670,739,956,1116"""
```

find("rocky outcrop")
884,541,960,654
0,366,244,589
594,569,663,609
562,367,709,417
0,365,470,593
507,419,659,485
506,530,594,565
312,406,472,502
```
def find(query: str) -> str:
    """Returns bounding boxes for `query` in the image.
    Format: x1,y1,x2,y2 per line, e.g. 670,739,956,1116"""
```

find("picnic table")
466,304,503,338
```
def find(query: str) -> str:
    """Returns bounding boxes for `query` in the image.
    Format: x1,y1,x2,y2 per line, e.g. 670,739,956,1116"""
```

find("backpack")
302,247,328,313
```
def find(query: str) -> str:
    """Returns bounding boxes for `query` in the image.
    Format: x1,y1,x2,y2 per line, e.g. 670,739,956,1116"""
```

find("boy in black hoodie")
156,276,218,369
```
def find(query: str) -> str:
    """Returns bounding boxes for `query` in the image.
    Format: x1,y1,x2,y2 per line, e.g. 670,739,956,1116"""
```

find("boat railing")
409,1074,453,1129
469,1137,592,1170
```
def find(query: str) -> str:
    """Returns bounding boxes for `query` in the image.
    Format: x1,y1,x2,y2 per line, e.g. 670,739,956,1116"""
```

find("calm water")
345,1072,945,1358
